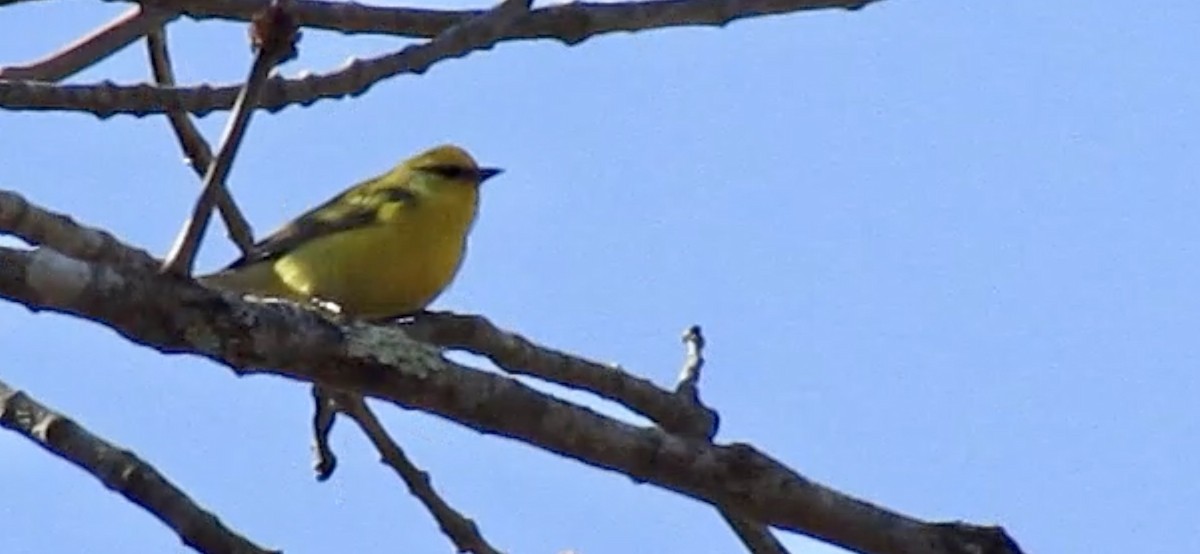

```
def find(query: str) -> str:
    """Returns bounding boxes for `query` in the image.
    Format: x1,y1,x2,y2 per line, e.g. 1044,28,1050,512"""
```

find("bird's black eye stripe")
425,164,474,179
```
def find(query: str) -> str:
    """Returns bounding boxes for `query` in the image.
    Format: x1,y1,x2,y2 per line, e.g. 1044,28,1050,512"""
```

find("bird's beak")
478,167,504,183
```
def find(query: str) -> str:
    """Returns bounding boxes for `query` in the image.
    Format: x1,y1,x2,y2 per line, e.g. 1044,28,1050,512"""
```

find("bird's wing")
222,182,418,270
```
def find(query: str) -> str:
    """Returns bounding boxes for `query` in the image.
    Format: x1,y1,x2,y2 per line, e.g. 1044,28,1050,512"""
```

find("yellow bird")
200,144,502,320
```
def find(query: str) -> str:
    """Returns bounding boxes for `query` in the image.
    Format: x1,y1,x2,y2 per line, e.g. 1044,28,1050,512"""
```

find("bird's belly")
273,225,465,319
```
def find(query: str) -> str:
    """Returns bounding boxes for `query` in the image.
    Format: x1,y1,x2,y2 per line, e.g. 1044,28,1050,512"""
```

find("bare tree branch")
0,378,276,554
675,325,706,402
0,0,883,117
0,191,1026,554
721,512,790,554
146,24,257,254
406,311,718,439
126,0,879,39
674,326,788,554
0,6,176,82
160,0,301,275
328,391,504,554
310,385,340,480
0,189,159,271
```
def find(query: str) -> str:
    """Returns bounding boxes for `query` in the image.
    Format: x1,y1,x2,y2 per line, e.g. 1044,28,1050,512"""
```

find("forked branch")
159,0,300,275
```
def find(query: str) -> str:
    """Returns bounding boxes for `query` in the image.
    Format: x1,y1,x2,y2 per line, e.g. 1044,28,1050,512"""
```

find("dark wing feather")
222,184,417,270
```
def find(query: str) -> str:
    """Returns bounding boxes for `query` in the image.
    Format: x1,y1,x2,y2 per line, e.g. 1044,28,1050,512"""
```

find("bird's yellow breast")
272,192,476,319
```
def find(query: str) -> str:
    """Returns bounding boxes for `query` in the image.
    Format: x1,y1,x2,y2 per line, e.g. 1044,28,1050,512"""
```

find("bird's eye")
427,164,471,179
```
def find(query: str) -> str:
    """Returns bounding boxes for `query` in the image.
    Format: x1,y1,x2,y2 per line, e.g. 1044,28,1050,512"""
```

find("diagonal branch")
1,0,883,117
159,0,300,275
0,189,159,270
406,311,718,439
0,378,276,554
0,191,1027,554
327,391,504,554
146,24,257,254
0,6,176,82
721,513,790,554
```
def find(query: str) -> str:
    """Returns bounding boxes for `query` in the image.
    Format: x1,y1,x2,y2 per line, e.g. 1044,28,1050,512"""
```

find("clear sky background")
2,1,1197,553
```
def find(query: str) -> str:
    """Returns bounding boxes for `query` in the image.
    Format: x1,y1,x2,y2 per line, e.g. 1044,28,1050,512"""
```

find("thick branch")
0,192,1024,554
0,378,275,554
2,0,882,117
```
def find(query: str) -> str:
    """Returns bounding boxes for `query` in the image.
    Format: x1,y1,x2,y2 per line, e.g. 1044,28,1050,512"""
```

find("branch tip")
250,0,302,64
311,385,339,481
677,324,706,395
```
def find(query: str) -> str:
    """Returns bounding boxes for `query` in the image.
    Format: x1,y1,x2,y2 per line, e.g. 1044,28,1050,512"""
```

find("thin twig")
145,24,256,254
1,0,883,117
330,391,504,554
672,325,716,438
159,1,300,275
406,311,719,440
676,324,705,403
0,378,277,554
0,6,176,82
310,384,339,480
676,326,789,554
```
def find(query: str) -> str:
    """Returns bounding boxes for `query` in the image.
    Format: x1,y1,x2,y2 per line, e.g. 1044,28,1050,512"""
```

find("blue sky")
2,1,1198,553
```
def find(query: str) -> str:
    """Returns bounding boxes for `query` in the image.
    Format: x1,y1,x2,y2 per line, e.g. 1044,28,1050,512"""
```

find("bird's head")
407,144,503,189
